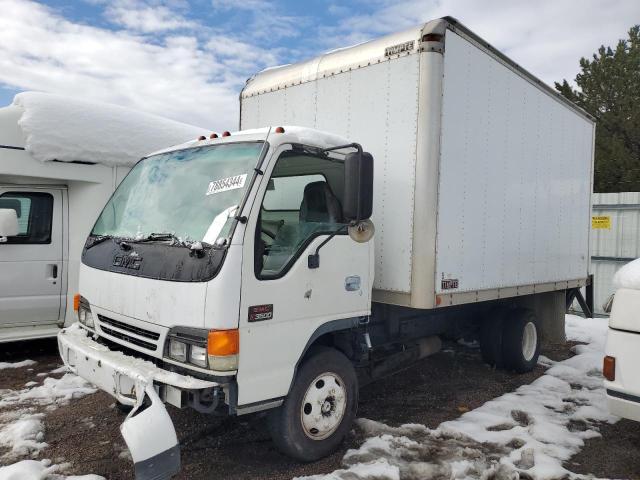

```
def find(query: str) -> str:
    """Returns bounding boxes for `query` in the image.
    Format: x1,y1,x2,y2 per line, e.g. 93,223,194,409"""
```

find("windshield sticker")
206,174,247,195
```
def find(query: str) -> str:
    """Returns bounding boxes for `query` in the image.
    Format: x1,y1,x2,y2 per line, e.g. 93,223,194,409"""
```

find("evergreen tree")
556,26,640,192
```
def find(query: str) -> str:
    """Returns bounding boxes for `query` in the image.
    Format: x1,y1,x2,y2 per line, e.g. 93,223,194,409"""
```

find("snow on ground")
12,91,207,167
0,360,36,370
0,366,99,480
301,315,613,480
0,459,102,480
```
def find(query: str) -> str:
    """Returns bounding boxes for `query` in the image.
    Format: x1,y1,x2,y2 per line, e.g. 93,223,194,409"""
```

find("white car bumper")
605,327,640,423
58,323,218,480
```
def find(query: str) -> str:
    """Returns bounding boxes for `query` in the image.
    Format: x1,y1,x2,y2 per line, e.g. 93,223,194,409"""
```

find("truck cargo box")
240,17,595,310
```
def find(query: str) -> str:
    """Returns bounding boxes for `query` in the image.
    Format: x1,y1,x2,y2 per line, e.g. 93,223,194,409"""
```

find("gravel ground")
1,337,639,479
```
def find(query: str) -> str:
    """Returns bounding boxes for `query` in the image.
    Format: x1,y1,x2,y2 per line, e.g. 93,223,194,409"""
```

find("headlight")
168,339,187,362
189,345,207,368
165,327,239,371
76,295,94,329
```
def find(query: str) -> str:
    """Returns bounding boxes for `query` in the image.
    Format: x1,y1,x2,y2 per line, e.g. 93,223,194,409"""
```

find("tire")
479,310,505,368
501,308,540,373
267,347,358,461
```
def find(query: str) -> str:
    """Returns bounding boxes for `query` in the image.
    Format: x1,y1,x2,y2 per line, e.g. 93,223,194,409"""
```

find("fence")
589,192,640,316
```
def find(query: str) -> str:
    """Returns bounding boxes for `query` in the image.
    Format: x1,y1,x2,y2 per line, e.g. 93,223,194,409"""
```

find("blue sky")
0,0,637,129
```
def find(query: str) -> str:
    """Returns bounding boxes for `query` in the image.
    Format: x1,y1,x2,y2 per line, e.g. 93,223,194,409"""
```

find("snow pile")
12,92,207,167
0,411,46,458
0,459,103,480
0,374,96,409
301,315,613,480
0,373,96,463
0,360,36,370
613,257,640,290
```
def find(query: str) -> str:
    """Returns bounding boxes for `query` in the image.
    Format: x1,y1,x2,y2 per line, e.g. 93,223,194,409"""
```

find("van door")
0,187,64,327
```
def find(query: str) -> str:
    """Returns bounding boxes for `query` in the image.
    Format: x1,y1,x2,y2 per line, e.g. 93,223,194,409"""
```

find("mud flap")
120,384,180,480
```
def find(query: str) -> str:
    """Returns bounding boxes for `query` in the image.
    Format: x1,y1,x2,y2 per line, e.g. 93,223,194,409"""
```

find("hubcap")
522,321,538,361
300,373,347,440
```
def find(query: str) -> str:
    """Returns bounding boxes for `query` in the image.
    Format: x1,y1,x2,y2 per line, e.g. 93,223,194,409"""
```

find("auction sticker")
206,174,247,195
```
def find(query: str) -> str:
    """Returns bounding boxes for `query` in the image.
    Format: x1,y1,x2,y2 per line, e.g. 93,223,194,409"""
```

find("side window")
256,153,345,278
263,174,325,211
0,192,54,244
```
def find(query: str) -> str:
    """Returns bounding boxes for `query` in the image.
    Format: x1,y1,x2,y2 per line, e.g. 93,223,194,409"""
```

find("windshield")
91,142,264,244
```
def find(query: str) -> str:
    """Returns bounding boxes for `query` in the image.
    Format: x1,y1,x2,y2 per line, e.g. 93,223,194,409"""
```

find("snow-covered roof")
11,92,208,167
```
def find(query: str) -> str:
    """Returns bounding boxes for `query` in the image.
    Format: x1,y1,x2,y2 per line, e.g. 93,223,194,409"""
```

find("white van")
604,258,640,421
0,92,205,343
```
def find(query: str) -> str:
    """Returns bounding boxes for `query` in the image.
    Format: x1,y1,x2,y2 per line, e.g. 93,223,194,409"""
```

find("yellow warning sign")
592,216,611,229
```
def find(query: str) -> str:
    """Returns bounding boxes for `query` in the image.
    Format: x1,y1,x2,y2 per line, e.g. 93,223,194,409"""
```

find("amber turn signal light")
603,355,616,381
207,329,239,356
73,293,81,312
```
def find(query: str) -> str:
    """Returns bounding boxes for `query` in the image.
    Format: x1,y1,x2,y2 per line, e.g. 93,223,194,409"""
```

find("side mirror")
0,208,19,241
343,151,374,222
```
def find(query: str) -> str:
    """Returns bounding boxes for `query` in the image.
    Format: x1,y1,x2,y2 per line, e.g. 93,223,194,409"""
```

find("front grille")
97,314,160,341
100,325,158,351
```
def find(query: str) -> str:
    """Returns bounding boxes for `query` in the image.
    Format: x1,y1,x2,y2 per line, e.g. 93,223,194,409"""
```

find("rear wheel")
502,309,540,373
267,347,358,461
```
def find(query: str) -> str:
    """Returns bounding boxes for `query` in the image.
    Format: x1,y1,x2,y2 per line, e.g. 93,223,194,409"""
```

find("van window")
0,192,53,244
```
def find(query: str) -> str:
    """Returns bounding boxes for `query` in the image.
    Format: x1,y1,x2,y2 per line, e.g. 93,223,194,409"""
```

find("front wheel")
267,347,358,461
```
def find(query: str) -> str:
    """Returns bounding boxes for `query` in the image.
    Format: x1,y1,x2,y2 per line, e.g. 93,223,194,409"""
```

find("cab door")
236,146,373,406
0,187,64,327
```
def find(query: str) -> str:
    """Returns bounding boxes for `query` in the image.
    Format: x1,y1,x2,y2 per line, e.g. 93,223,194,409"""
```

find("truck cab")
58,126,376,476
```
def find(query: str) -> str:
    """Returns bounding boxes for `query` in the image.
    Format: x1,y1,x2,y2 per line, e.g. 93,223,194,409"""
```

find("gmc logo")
113,255,143,270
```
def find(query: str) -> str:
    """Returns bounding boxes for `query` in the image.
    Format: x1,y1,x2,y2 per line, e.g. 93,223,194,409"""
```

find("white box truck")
0,92,205,343
57,17,595,478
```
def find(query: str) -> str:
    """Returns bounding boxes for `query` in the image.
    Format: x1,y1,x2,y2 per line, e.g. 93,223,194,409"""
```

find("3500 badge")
248,304,273,322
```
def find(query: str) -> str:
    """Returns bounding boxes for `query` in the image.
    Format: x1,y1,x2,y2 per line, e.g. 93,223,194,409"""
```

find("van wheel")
501,309,540,373
267,347,358,461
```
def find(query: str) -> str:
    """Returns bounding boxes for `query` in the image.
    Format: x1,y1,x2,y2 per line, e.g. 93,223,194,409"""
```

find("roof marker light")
222,131,231,137
210,133,218,139
198,135,206,141
275,126,285,133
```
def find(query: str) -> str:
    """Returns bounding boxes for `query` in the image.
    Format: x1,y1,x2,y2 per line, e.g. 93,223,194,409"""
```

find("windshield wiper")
85,235,113,250
135,232,185,245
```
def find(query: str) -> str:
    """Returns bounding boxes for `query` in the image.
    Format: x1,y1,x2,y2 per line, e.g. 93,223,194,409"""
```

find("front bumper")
58,323,218,480
606,389,640,423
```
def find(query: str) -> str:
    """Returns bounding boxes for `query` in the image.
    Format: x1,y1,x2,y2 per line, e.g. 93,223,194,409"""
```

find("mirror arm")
322,143,362,155
308,223,350,269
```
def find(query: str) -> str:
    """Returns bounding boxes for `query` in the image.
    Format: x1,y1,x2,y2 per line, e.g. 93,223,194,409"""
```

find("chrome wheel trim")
300,372,347,441
522,321,538,362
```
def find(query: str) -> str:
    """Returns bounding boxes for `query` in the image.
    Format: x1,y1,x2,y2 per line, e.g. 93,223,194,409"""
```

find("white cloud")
211,0,307,41
211,0,271,11
0,0,280,129
104,0,195,33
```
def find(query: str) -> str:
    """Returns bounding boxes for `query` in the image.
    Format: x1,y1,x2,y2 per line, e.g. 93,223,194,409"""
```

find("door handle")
47,264,58,281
